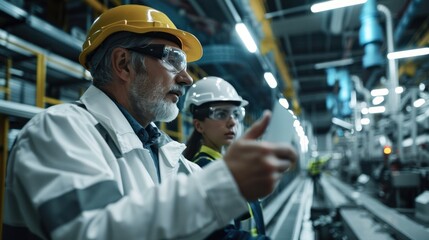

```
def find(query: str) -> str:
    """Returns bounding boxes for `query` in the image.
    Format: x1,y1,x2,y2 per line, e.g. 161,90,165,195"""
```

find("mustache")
169,85,185,96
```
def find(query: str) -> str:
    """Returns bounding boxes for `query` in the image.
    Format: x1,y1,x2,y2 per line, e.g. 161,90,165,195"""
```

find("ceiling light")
311,0,367,13
295,125,305,136
387,47,429,60
370,88,389,96
264,72,278,88
395,86,404,94
368,106,385,114
293,119,300,127
372,96,384,105
235,23,257,53
279,98,289,109
414,98,425,108
361,118,370,125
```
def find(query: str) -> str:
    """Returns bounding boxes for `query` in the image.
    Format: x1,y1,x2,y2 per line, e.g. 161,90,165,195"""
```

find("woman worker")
183,76,268,240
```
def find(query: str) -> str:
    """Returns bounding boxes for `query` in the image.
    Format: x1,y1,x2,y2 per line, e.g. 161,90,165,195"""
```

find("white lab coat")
3,85,248,240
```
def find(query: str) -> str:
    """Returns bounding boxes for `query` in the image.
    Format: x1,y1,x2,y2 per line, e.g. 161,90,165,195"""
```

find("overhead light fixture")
314,58,353,69
370,88,389,96
264,72,278,88
295,125,305,137
414,98,425,108
293,119,300,127
387,47,429,60
372,96,384,105
370,87,404,96
368,106,385,114
332,117,353,130
235,23,257,53
279,98,289,109
361,118,370,125
396,86,404,94
311,0,367,13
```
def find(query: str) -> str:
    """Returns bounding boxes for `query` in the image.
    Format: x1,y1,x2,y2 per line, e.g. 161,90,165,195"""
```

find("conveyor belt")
264,175,313,240
326,175,429,240
341,208,395,240
264,174,429,240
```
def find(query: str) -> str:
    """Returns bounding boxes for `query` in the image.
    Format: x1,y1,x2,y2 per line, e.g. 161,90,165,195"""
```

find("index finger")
271,143,298,169
242,110,271,140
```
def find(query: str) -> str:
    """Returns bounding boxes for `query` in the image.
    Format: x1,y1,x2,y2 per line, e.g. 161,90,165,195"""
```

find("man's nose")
176,70,193,86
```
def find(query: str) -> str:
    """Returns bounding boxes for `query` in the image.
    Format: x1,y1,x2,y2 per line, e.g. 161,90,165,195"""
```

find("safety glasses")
127,44,187,73
207,106,245,121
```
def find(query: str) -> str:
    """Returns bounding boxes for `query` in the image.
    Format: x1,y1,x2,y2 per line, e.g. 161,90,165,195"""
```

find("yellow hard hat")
79,4,203,69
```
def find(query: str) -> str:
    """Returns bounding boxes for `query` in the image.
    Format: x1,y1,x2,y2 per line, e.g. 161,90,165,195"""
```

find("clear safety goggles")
207,106,245,121
127,44,187,73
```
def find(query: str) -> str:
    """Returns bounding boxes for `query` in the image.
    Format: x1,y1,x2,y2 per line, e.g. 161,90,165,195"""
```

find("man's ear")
111,48,131,82
193,119,204,133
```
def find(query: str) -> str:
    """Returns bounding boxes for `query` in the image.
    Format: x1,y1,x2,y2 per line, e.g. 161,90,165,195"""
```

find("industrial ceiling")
1,0,429,135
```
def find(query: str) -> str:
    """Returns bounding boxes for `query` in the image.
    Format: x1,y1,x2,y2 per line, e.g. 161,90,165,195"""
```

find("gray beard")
151,101,179,122
129,76,179,123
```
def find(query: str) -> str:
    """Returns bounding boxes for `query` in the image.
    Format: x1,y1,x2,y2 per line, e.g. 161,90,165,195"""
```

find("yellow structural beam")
188,64,208,81
36,54,47,108
248,0,301,114
0,58,11,237
83,0,121,14
4,59,11,100
110,0,122,7
83,0,109,13
45,97,63,106
398,16,429,78
0,115,9,237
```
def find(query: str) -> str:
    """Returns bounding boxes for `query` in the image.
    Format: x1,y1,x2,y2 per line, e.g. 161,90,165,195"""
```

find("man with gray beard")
3,4,297,240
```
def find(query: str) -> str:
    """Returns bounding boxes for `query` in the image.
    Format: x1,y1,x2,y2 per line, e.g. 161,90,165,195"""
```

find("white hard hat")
183,76,248,113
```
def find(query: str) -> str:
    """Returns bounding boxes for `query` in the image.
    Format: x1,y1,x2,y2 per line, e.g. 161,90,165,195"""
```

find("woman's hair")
183,102,211,160
183,130,203,160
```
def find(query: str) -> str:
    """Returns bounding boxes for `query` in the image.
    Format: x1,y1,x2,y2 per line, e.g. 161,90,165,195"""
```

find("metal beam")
248,0,301,114
0,99,43,119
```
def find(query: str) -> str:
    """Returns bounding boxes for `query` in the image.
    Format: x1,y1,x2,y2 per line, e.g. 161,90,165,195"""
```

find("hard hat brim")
79,26,203,68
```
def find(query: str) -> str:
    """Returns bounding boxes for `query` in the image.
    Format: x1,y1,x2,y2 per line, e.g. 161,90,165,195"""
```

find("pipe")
225,0,242,23
378,4,403,164
352,75,370,102
410,88,418,160
394,0,424,44
377,4,399,113
359,0,384,68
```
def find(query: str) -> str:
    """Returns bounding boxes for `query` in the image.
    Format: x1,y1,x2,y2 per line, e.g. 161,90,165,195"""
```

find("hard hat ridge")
183,76,248,114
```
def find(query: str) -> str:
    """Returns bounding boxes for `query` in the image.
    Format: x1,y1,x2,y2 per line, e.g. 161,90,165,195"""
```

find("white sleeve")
9,107,248,240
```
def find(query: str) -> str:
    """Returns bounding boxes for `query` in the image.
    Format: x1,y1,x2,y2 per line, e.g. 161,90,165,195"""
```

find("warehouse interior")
1,0,429,239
